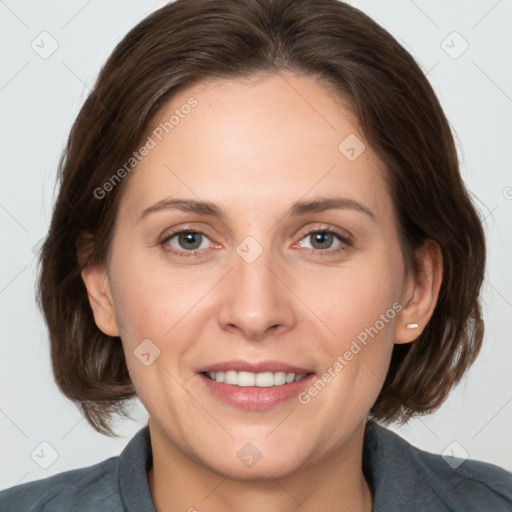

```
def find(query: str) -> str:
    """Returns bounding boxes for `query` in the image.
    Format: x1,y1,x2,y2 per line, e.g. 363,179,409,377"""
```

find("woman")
1,0,511,510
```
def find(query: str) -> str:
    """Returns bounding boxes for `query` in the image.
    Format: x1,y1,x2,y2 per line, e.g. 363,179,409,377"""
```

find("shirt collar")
118,425,156,512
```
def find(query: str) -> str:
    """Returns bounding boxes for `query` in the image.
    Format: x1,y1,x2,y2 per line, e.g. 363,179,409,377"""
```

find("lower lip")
199,373,316,410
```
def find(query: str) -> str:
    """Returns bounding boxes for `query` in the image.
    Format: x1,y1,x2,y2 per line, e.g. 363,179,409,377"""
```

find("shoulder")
365,421,512,511
0,456,122,512
0,426,154,512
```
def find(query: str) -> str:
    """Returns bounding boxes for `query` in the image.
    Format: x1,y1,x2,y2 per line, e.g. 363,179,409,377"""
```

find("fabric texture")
1,421,511,511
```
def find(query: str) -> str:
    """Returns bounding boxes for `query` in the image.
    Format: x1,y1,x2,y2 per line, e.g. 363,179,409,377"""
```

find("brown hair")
37,0,485,435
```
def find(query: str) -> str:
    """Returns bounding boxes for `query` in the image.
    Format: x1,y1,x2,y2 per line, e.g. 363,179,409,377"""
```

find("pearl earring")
406,323,419,329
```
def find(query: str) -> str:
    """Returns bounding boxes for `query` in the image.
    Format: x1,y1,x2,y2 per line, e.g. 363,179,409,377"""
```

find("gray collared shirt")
1,421,511,511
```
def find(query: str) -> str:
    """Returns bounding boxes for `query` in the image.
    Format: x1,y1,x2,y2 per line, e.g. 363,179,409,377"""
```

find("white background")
1,0,511,490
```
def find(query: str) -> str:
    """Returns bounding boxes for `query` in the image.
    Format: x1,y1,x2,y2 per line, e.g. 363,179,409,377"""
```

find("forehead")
118,71,392,224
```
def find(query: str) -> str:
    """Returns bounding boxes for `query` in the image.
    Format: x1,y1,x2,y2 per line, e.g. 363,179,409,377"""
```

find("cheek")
300,247,403,400
304,260,401,343
108,253,215,390
297,272,400,418
108,259,199,414
109,250,195,343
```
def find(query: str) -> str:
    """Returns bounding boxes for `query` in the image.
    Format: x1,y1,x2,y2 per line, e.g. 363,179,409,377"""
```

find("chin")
208,451,307,482
196,434,311,481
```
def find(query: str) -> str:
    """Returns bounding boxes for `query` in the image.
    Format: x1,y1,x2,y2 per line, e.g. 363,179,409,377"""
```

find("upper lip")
197,360,313,374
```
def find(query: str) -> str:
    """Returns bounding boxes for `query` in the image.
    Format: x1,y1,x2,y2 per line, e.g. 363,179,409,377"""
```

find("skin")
82,70,443,512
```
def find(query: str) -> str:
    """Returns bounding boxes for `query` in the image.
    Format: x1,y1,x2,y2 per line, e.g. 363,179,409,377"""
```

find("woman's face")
93,71,415,478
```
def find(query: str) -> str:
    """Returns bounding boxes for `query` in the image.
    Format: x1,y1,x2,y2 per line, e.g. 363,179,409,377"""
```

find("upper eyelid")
162,224,349,238
300,226,351,239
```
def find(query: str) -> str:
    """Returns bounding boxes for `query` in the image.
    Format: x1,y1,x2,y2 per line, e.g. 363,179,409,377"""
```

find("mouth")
197,361,316,410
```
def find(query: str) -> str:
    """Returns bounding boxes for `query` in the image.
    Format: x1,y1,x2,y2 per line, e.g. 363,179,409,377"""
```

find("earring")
406,323,419,329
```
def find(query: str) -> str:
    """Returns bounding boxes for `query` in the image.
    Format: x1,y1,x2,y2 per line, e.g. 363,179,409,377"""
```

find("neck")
147,420,373,512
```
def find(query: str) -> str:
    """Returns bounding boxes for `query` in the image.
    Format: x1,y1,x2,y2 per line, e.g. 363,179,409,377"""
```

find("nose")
217,242,297,342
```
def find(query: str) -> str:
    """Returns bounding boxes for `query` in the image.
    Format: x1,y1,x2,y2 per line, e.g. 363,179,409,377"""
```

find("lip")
197,360,316,411
197,360,312,374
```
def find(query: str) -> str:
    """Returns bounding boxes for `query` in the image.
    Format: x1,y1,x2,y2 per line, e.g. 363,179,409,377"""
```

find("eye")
298,229,351,254
161,229,212,256
160,227,351,258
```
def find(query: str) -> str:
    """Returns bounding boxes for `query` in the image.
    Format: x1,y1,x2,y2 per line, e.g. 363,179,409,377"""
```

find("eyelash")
159,227,352,258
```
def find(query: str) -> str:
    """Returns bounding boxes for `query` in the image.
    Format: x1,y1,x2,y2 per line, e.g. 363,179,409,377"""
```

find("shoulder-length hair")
37,0,485,435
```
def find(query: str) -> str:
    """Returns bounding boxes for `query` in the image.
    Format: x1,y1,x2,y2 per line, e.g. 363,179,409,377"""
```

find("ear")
395,238,443,344
81,264,120,337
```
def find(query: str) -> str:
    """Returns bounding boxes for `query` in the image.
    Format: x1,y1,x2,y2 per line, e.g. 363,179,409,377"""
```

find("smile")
197,361,316,410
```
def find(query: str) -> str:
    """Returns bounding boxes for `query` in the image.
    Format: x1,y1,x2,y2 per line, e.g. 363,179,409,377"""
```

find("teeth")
206,370,307,387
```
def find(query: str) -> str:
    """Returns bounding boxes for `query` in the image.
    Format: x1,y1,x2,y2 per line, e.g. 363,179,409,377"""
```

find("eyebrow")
138,196,376,222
